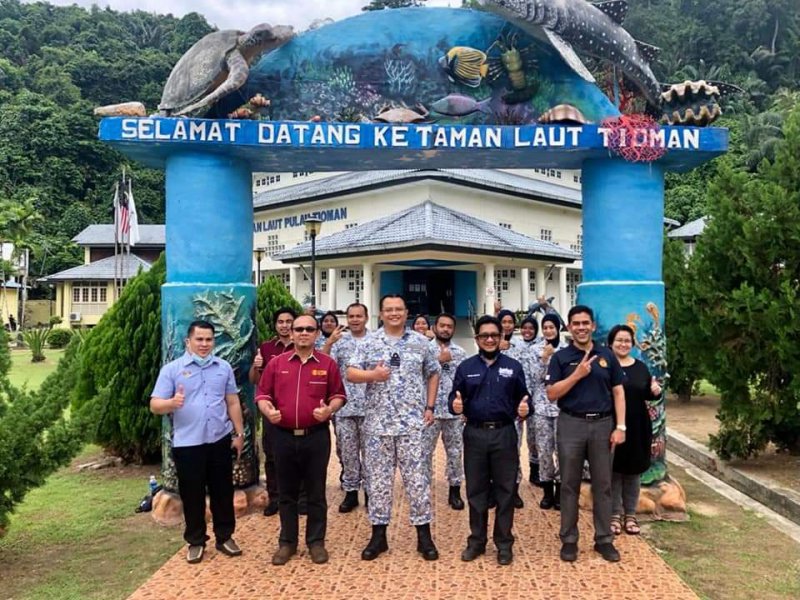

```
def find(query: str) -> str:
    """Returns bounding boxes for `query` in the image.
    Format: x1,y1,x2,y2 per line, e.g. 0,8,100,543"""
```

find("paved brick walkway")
130,444,697,600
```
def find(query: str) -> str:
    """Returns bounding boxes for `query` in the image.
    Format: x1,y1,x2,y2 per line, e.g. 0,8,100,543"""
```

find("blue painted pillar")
159,153,258,491
578,158,668,484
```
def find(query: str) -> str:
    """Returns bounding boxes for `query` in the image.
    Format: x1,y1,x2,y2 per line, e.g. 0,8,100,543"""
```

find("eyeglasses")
475,333,501,341
292,326,317,333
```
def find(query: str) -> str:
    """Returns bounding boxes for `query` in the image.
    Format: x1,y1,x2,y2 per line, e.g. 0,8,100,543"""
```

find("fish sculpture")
476,0,663,106
431,94,491,117
439,46,489,88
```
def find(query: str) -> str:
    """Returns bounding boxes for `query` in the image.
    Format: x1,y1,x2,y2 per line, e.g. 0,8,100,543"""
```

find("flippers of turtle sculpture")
158,23,294,117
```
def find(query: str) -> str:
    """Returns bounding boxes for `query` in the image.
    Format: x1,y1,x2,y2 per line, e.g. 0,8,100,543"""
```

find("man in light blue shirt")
151,320,245,564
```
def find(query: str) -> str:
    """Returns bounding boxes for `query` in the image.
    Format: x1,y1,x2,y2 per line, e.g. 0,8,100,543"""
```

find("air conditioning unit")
69,312,82,322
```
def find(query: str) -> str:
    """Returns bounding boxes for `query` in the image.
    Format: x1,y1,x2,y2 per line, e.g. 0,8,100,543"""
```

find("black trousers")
173,434,235,547
273,424,331,547
262,417,278,499
463,423,519,551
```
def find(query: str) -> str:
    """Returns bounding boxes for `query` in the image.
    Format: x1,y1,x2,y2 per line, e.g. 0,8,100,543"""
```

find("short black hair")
379,294,406,311
567,305,594,323
607,324,636,346
187,320,214,337
474,314,501,335
273,306,297,326
346,302,368,317
434,312,456,327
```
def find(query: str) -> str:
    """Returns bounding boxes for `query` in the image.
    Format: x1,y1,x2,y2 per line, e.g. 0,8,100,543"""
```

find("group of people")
150,295,660,567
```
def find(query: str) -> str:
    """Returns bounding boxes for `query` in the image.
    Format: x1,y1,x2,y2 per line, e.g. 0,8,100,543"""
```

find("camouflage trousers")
534,413,559,482
364,432,432,526
513,417,539,483
423,418,464,486
335,415,365,492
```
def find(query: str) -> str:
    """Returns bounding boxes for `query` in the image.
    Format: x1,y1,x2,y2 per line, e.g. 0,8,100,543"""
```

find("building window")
573,174,582,184
277,271,290,289
345,223,358,229
321,270,327,293
499,222,512,230
494,269,516,301
540,229,553,242
265,234,284,257
529,271,537,293
566,271,582,305
341,268,364,301
72,281,107,304
293,172,311,178
570,234,583,255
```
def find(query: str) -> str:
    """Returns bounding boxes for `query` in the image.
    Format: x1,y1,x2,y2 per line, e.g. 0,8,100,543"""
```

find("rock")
151,485,269,526
93,102,147,117
575,475,688,521
151,490,184,527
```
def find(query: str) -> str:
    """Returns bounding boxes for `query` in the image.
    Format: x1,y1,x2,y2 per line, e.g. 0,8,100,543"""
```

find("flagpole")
113,177,120,302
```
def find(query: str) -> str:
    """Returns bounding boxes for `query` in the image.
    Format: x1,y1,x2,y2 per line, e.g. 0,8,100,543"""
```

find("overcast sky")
33,0,458,31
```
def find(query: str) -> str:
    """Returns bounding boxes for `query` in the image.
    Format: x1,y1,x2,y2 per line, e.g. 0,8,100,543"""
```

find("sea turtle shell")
374,105,429,123
159,30,243,114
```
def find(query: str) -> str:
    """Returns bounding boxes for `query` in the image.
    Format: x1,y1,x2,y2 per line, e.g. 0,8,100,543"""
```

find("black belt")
467,420,513,430
277,422,329,437
560,408,613,421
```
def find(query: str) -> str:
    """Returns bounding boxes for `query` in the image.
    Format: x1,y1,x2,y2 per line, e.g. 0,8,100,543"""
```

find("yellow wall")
1,287,19,328
52,280,117,329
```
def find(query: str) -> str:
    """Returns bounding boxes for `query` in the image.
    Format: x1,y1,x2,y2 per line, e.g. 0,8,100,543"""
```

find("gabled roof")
72,224,166,247
667,216,707,239
274,200,579,263
253,169,582,211
41,254,152,282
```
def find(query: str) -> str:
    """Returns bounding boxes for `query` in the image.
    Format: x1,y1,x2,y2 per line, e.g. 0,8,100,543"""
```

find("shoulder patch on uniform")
598,358,608,368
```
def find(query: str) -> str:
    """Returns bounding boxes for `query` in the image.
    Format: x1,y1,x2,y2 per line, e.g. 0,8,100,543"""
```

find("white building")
252,169,586,328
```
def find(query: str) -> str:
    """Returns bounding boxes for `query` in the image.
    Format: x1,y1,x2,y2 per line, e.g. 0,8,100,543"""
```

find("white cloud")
29,0,457,31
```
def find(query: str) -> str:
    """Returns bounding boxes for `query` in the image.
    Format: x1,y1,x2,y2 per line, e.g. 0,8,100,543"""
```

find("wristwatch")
232,431,244,439
615,424,627,432
424,406,434,412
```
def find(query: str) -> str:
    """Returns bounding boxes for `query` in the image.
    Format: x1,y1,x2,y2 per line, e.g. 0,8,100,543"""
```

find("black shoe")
539,481,555,510
560,542,578,562
529,461,542,487
415,524,439,561
513,484,524,509
263,498,279,517
460,545,485,562
361,525,388,561
553,482,561,511
594,542,621,562
497,548,513,565
448,485,465,510
339,490,359,513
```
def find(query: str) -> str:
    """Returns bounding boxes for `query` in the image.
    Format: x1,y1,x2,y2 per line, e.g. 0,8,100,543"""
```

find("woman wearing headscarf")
531,314,569,509
607,324,660,535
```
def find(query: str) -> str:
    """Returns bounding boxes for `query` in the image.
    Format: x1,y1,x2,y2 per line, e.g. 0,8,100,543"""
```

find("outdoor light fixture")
304,216,323,308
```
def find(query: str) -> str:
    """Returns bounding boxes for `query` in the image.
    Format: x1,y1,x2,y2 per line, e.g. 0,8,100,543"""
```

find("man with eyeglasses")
249,306,297,517
449,315,531,565
256,314,346,566
424,313,468,511
347,294,441,561
545,305,626,563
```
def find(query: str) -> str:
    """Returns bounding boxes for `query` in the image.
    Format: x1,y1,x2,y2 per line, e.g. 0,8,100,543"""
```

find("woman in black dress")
607,324,661,535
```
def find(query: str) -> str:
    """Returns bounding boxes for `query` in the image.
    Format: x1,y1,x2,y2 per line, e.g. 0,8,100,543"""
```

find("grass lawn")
8,348,65,390
645,462,800,599
0,445,182,600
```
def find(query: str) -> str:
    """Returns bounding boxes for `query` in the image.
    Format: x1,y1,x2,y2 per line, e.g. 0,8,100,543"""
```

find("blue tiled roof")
42,254,152,281
274,200,578,262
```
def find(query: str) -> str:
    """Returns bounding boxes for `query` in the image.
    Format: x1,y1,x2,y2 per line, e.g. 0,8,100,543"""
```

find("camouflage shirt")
349,328,440,436
531,339,569,417
329,331,371,418
429,339,467,419
504,343,535,405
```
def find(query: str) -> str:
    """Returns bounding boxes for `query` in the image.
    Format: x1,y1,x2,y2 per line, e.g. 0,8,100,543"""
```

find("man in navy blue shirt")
449,315,531,565
546,305,626,563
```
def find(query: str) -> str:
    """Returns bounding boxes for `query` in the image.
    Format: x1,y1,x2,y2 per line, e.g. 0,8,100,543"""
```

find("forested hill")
0,0,798,288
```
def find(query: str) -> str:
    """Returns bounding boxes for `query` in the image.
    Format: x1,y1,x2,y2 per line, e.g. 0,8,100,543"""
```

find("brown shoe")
271,544,297,566
215,538,242,557
186,545,204,564
309,543,329,564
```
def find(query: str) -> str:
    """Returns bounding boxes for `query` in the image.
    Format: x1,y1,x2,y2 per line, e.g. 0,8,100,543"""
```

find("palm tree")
0,195,42,329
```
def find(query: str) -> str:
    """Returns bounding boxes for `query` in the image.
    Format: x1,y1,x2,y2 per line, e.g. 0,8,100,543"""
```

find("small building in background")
667,216,707,256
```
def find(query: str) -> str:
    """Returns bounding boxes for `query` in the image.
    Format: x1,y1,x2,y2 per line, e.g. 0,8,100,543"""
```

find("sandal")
624,515,641,535
610,514,622,536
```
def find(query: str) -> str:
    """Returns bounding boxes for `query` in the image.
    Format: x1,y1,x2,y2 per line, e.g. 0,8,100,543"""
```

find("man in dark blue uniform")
546,305,626,563
449,315,531,566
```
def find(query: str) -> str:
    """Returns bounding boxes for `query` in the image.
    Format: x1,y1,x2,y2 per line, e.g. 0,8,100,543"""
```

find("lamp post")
253,248,265,286
304,216,323,309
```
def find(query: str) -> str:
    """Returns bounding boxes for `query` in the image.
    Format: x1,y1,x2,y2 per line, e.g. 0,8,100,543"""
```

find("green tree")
255,276,303,344
71,255,165,463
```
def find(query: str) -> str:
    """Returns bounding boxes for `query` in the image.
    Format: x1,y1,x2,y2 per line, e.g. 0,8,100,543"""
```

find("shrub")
47,328,73,349
21,327,50,362
255,275,303,343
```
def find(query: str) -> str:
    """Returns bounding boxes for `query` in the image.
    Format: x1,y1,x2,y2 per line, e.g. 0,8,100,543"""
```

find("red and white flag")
126,178,141,246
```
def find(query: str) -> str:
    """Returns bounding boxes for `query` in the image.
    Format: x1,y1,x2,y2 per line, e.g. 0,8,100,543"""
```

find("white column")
289,266,299,300
362,262,374,329
327,267,337,311
558,265,569,317
484,262,495,315
520,267,530,312
535,266,546,302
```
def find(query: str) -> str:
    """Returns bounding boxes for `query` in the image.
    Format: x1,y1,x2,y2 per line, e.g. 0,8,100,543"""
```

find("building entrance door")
403,270,454,317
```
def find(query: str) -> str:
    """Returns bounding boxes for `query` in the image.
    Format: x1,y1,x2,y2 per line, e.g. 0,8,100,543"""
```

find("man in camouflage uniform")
423,313,468,510
347,294,441,562
329,302,371,513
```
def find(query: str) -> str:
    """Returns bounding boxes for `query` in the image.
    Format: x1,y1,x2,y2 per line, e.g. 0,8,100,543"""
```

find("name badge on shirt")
312,369,327,376
181,371,193,378
499,367,513,378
